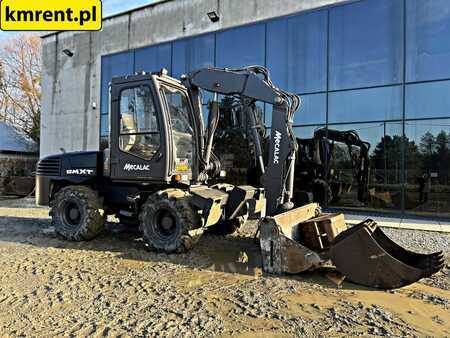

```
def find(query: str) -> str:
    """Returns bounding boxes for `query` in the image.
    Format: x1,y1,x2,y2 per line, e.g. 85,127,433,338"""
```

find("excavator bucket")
259,203,324,274
330,219,445,289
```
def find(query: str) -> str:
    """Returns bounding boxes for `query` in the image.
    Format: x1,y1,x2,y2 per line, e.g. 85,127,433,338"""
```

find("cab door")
159,83,196,179
109,77,170,181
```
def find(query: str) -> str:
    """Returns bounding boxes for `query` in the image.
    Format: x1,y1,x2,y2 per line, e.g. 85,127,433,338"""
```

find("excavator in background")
35,66,444,289
211,98,371,207
294,128,370,206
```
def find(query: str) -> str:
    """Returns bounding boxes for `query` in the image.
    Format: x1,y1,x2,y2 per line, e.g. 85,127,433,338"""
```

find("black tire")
49,186,105,241
139,189,200,253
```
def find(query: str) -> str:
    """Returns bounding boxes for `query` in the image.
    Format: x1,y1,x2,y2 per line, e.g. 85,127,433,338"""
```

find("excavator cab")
107,71,200,183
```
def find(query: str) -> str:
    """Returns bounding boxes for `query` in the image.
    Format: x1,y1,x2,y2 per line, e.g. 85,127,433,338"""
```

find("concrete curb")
345,214,450,233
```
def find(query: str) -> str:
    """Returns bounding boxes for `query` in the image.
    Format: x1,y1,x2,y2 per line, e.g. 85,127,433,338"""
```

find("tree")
420,131,435,156
0,34,41,143
371,135,420,184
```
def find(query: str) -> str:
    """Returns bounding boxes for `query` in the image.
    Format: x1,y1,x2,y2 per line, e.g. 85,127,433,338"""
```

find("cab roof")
111,69,182,86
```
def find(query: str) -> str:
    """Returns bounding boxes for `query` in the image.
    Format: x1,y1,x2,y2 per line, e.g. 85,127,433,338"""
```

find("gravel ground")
382,227,450,254
382,227,450,290
0,198,448,337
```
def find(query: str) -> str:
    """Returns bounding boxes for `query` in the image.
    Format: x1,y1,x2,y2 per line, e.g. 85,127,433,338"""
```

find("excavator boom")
183,66,299,215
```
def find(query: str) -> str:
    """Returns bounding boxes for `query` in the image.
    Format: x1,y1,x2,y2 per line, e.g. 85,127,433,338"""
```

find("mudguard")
330,219,445,289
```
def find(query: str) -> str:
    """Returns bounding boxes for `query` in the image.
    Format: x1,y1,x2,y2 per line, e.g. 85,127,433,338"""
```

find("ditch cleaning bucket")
330,219,445,289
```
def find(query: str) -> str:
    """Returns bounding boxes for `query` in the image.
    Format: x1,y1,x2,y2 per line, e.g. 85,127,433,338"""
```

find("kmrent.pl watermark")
3,6,98,26
0,0,102,31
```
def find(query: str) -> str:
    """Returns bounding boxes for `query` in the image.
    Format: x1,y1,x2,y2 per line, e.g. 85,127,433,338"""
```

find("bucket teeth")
258,207,444,290
330,220,445,289
423,252,445,277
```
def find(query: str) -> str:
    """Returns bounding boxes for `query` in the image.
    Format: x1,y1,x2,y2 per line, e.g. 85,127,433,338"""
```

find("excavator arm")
182,66,299,215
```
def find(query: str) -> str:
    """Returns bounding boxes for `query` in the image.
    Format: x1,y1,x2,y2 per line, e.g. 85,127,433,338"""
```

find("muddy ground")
0,198,449,337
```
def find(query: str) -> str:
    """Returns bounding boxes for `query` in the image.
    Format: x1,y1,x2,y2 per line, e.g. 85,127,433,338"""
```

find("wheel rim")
62,200,82,226
155,209,177,237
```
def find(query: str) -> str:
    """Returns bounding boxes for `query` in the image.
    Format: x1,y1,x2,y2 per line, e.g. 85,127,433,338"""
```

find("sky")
0,0,159,41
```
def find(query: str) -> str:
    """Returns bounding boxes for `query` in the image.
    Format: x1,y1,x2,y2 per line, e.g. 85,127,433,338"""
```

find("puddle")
198,236,262,276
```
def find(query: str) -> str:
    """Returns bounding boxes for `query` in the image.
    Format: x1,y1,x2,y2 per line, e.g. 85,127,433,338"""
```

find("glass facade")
135,43,172,74
100,0,450,219
216,24,265,68
267,10,327,93
100,50,134,136
329,0,404,90
406,0,450,82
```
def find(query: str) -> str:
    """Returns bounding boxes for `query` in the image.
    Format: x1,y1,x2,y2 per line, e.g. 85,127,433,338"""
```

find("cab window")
119,86,160,160
161,86,194,169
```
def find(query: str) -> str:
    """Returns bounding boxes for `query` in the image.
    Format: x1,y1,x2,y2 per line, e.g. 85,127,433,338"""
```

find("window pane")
294,125,323,139
201,91,215,123
406,81,450,119
119,134,160,160
172,34,215,78
100,114,109,136
161,86,195,167
268,93,325,127
101,51,134,115
267,10,327,93
295,93,326,126
328,86,403,123
119,86,160,161
406,0,450,82
135,43,172,74
216,24,265,68
329,0,403,90
405,119,450,217
120,86,158,134
327,122,403,213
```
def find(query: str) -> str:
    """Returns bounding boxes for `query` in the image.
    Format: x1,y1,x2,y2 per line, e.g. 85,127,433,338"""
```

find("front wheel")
139,190,201,253
49,186,105,241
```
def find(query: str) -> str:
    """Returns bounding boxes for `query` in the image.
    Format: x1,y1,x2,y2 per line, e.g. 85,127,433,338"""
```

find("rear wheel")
139,189,200,253
50,186,105,241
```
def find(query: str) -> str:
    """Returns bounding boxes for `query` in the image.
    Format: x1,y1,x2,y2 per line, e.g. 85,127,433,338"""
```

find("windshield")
161,86,195,171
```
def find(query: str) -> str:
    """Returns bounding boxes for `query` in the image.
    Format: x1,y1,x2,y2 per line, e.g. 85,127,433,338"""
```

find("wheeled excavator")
295,128,370,206
36,66,444,289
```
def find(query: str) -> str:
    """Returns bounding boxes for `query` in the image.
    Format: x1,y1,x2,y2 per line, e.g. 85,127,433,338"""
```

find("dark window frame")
118,85,162,161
